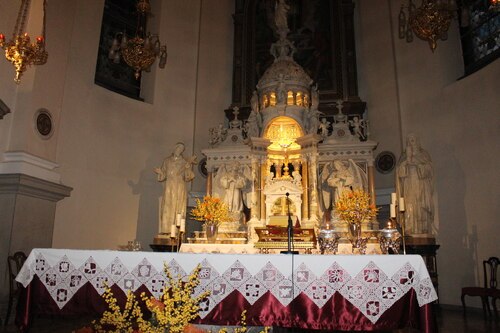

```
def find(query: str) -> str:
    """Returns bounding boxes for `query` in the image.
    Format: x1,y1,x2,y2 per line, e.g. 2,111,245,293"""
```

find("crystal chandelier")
0,0,48,84
108,0,167,79
398,0,458,52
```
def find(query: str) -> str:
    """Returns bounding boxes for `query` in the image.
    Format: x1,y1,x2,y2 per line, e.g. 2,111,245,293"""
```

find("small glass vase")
348,222,368,254
205,223,218,243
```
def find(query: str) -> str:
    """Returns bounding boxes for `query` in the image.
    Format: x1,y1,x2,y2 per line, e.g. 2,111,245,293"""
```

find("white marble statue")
292,169,302,185
319,118,330,138
320,159,367,210
277,74,287,104
251,90,259,114
245,108,262,139
307,108,322,134
275,0,290,35
219,161,247,213
311,84,319,110
209,123,227,146
396,134,434,235
154,142,196,234
349,116,366,140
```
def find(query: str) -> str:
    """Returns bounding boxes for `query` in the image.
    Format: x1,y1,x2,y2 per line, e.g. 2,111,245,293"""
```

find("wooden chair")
461,256,499,316
5,251,27,326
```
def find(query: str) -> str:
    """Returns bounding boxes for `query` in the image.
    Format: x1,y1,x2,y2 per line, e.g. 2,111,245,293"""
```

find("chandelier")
0,0,48,84
398,0,458,52
108,0,167,79
491,0,500,11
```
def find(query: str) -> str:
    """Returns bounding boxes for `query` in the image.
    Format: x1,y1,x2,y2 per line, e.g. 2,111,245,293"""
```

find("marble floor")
0,305,498,332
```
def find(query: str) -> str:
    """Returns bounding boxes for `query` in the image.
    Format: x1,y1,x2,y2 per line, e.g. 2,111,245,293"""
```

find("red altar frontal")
16,249,437,332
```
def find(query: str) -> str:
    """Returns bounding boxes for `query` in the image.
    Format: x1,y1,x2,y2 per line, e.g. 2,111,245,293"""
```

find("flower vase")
205,224,218,243
348,222,367,254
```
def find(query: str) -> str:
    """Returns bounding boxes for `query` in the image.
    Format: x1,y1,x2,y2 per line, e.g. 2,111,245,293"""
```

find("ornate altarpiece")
227,0,365,121
192,0,379,248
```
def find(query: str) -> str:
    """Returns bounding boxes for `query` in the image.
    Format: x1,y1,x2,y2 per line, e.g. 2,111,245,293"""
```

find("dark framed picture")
375,151,396,174
35,109,53,138
198,157,208,178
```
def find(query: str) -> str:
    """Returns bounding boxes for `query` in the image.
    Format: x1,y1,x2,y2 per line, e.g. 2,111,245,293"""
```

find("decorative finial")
232,106,240,120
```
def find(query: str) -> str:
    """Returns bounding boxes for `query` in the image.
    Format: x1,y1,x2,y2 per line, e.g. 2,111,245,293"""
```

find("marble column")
367,161,379,230
301,159,309,221
260,163,267,223
250,157,260,220
308,153,319,224
206,169,213,195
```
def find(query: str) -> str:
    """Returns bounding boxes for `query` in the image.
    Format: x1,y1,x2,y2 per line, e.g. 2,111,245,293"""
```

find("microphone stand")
281,192,299,254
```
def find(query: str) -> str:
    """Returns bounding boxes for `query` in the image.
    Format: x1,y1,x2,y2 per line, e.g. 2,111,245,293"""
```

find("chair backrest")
7,251,27,288
482,256,499,289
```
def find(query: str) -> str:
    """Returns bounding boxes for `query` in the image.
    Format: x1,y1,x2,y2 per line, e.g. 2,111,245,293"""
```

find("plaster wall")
355,0,402,189
191,0,234,193
51,0,233,250
356,0,500,307
0,1,18,156
0,0,74,163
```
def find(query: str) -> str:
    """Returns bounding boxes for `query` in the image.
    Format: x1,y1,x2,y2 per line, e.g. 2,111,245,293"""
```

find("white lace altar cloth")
17,249,437,324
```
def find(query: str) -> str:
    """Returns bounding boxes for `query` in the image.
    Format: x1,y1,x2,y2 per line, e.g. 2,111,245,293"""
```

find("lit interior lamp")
491,0,499,10
0,0,48,83
108,0,167,79
398,0,458,52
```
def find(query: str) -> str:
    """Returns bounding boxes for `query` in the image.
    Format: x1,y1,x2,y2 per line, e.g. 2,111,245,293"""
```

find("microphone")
281,192,298,254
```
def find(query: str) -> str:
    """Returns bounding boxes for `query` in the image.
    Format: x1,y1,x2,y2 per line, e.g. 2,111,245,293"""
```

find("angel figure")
307,108,323,134
319,159,367,210
245,110,262,139
319,118,330,138
349,116,366,140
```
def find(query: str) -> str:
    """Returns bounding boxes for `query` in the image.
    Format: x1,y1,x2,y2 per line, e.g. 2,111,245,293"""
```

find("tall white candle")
170,224,177,238
391,193,397,204
390,204,396,218
399,197,405,212
180,218,186,233
176,213,181,226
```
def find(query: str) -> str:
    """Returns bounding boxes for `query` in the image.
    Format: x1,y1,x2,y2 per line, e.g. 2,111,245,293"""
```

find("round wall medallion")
375,151,396,174
35,109,53,138
198,157,208,178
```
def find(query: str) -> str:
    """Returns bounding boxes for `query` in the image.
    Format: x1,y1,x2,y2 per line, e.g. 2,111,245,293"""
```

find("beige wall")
50,0,233,250
356,0,500,307
0,0,233,250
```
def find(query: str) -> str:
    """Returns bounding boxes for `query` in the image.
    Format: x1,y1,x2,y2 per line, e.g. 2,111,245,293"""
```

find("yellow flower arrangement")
90,263,270,333
190,195,231,226
92,288,148,333
334,188,378,225
140,264,210,333
92,264,209,333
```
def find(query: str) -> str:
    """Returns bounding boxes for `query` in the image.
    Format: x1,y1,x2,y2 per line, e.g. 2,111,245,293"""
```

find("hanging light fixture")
490,0,500,11
108,0,167,79
398,0,458,52
0,0,48,84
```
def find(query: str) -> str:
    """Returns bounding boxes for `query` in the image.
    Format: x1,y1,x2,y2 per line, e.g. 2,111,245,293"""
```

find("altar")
16,248,438,332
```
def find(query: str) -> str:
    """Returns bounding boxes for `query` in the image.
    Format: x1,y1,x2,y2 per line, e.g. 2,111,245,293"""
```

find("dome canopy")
257,58,312,91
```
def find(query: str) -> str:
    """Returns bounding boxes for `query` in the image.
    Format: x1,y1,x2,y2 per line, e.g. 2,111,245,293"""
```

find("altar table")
16,248,438,332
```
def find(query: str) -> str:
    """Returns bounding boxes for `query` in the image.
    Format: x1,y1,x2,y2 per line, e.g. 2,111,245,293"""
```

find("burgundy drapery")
16,276,436,332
